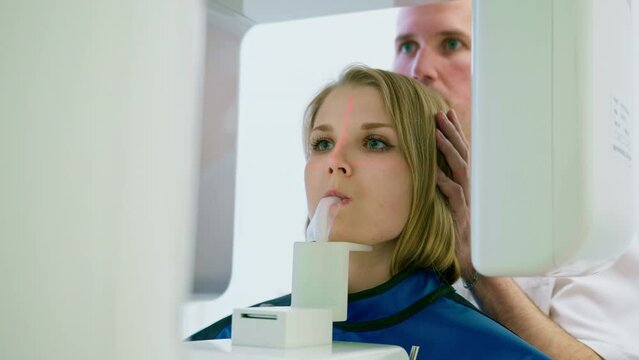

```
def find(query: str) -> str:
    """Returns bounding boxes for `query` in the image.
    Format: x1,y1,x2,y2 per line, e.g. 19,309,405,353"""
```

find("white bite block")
292,241,371,321
232,306,333,348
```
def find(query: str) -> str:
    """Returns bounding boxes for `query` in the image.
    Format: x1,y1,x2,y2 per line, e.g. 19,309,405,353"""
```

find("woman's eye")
311,139,334,152
365,137,390,151
443,38,462,52
399,41,417,54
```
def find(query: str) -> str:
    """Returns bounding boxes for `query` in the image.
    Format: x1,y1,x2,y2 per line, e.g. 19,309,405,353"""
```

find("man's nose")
411,48,438,86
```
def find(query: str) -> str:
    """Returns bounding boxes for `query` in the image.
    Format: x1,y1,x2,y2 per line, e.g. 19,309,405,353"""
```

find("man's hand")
434,110,602,359
434,109,473,280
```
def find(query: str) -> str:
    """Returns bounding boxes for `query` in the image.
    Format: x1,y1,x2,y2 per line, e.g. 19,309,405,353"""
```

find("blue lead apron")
189,269,550,360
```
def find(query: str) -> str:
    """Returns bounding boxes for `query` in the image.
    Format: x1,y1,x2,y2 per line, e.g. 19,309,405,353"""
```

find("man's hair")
302,65,460,284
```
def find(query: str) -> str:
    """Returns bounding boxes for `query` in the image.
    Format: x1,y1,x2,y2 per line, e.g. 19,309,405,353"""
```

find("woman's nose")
327,145,352,176
328,163,350,175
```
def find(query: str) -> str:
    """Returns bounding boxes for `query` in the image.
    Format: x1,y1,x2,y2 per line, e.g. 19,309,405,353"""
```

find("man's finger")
436,168,468,214
447,109,469,147
437,111,469,162
436,128,470,195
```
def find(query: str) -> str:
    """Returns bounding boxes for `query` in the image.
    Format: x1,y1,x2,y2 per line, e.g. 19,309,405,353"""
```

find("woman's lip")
324,190,351,202
322,195,351,206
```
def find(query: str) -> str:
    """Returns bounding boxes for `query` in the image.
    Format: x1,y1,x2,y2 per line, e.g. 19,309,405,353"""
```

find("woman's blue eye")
318,140,333,151
366,138,389,151
311,139,333,152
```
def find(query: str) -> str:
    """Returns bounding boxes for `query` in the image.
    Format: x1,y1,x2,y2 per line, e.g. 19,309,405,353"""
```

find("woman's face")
304,85,413,245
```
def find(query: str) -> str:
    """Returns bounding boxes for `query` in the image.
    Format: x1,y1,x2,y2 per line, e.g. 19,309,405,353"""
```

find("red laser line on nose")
330,96,353,163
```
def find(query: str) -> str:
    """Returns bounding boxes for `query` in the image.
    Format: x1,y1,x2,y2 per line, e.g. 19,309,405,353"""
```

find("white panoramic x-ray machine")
1,0,634,360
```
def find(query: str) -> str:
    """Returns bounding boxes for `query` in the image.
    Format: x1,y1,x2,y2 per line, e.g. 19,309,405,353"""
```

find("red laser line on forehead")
329,95,353,160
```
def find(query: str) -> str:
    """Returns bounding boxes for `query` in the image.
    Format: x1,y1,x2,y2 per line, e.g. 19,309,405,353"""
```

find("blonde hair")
303,65,460,284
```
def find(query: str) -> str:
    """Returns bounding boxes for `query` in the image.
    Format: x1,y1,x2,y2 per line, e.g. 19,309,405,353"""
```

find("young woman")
190,66,549,359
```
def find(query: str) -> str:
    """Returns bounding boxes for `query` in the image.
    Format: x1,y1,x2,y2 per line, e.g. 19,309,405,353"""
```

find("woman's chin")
328,233,362,244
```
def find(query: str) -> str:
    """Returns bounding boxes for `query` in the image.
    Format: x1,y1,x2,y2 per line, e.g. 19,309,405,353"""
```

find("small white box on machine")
232,306,333,348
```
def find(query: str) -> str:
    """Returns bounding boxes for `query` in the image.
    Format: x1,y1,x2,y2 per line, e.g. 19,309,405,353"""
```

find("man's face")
392,0,472,142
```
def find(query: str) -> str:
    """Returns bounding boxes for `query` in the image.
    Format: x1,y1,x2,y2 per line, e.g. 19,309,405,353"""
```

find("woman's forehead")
314,86,391,128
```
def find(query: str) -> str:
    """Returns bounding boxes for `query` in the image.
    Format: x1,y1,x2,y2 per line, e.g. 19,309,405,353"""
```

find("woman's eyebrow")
311,124,332,132
361,123,393,130
312,123,392,132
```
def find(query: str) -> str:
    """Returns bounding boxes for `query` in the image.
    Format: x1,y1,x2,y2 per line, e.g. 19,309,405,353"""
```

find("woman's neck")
347,240,396,293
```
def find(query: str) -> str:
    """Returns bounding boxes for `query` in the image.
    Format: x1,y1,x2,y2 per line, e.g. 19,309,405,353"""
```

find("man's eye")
311,138,334,152
443,38,462,51
399,41,417,54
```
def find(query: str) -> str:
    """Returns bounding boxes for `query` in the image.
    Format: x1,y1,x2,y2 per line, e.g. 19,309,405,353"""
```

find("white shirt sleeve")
549,240,639,360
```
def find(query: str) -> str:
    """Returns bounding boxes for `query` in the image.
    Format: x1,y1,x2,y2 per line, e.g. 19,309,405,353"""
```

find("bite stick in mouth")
306,196,341,242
